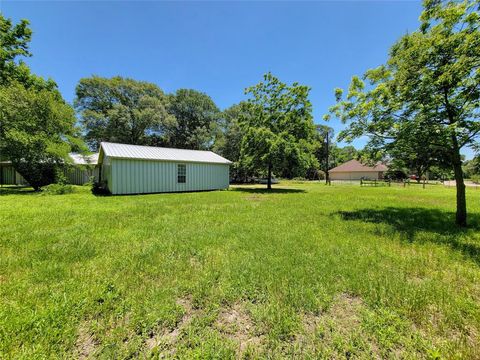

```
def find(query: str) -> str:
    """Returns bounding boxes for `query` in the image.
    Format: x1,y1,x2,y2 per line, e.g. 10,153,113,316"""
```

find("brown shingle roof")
329,159,388,173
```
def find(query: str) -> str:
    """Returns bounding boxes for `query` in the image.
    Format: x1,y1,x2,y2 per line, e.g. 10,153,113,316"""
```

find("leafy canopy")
165,89,221,150
214,102,253,182
0,14,57,92
240,73,317,185
75,76,174,150
0,83,81,190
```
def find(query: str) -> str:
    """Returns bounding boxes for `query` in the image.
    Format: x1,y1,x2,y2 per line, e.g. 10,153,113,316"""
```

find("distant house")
97,142,231,195
329,159,388,180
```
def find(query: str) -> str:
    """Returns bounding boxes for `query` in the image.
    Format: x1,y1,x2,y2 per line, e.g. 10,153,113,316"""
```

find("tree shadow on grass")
0,186,36,196
231,187,306,194
337,207,480,265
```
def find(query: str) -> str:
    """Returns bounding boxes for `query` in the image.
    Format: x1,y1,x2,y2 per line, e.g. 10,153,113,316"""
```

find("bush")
385,169,408,181
91,181,110,195
41,183,75,195
305,168,325,180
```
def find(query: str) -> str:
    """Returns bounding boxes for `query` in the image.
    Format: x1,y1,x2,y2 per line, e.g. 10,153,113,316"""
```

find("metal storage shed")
97,142,231,195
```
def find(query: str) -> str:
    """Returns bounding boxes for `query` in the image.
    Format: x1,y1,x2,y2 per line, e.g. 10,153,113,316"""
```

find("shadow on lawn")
337,207,480,264
231,187,306,194
0,186,36,196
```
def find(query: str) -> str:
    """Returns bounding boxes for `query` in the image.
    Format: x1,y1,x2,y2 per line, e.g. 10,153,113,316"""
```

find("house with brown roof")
329,159,388,181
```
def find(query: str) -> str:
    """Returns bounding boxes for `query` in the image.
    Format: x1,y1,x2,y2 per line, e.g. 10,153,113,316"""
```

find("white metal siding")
65,167,98,185
108,159,229,195
0,165,28,185
102,156,113,190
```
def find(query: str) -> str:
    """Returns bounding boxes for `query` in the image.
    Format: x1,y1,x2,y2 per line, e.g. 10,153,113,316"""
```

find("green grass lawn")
1,182,480,359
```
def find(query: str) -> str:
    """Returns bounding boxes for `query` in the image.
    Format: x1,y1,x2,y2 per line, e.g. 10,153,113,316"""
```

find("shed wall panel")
109,159,229,195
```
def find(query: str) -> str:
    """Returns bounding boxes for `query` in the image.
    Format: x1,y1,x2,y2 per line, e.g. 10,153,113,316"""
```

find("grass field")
1,182,480,359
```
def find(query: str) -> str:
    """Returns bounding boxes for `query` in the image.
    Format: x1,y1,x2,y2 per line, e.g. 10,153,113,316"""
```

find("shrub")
305,168,325,180
91,181,110,195
41,183,75,195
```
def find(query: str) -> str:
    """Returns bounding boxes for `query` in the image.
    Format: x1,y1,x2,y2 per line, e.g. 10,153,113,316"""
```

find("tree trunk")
267,164,272,190
451,135,467,227
325,131,330,185
444,88,467,227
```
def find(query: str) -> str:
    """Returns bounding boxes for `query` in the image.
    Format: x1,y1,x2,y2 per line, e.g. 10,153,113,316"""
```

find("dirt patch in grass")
145,296,196,354
302,293,363,334
75,322,97,359
299,293,381,357
215,302,264,354
245,195,266,202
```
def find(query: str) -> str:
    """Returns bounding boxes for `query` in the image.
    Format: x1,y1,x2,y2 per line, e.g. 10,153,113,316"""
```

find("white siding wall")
108,158,229,195
330,171,382,180
102,156,113,189
0,165,28,185
65,167,98,185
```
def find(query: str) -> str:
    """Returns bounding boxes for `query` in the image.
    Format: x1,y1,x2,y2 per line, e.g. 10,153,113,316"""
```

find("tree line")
0,13,357,191
1,0,479,226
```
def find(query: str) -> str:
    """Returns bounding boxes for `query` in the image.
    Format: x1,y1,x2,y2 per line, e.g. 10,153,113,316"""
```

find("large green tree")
328,0,480,226
165,89,221,150
75,76,174,149
0,15,83,190
0,14,57,92
0,83,81,190
240,73,317,189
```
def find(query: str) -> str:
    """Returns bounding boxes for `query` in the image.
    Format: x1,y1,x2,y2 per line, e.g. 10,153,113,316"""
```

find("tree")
0,83,81,190
165,89,221,150
0,15,84,190
75,76,174,150
463,156,480,178
214,102,252,182
0,14,57,92
328,0,480,226
332,145,358,166
386,123,451,182
240,73,317,189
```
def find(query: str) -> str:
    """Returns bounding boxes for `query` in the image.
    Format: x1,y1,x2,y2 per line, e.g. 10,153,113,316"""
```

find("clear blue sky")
6,1,470,157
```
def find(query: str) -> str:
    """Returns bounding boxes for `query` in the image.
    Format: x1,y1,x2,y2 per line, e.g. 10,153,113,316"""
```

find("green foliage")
328,0,480,226
165,89,221,150
0,14,58,92
463,156,480,178
240,73,317,187
214,102,253,182
0,82,81,190
75,76,174,150
1,183,480,358
41,183,75,195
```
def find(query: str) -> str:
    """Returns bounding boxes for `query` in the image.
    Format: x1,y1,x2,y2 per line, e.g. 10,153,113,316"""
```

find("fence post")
374,179,377,187
360,179,363,186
